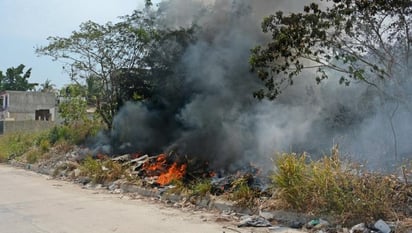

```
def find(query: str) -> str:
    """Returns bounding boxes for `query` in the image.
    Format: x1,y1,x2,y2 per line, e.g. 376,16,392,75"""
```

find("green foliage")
250,0,412,99
47,122,101,145
272,148,404,224
0,132,39,162
0,64,37,91
54,83,103,144
58,97,88,125
37,6,197,129
190,179,212,196
39,79,56,93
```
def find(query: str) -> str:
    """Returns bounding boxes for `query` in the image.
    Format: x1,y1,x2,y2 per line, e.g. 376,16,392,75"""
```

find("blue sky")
0,0,146,89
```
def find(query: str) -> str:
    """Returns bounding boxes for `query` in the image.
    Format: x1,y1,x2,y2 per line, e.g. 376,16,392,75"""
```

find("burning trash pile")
108,152,269,197
125,153,187,186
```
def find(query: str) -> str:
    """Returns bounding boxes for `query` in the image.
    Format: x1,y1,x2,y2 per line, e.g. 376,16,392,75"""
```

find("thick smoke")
103,0,412,172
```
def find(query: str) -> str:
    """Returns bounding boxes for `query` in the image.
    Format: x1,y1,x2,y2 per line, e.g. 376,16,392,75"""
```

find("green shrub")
48,126,71,144
47,121,102,146
191,179,212,196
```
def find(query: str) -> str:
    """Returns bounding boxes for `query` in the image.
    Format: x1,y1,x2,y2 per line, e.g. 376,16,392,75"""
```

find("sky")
0,0,146,89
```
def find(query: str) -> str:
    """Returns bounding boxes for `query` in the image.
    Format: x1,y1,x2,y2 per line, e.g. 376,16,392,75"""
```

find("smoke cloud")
101,0,412,172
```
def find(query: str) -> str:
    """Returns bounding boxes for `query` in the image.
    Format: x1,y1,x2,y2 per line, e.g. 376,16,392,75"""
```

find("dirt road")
0,164,242,233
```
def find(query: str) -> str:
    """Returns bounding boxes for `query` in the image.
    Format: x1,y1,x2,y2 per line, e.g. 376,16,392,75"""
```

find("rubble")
374,219,391,233
306,218,330,230
237,215,272,228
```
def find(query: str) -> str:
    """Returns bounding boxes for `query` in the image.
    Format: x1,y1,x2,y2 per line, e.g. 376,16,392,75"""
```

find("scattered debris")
259,210,275,221
374,219,391,233
306,218,330,230
237,215,272,228
350,223,368,233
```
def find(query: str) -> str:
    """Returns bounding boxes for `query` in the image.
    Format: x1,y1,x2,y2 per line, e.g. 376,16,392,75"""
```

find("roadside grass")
0,132,41,162
0,120,102,164
190,178,212,196
79,156,125,184
47,122,101,145
228,175,260,209
271,147,411,224
1,124,411,226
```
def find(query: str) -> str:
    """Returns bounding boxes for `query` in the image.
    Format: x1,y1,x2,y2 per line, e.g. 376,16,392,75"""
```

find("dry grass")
228,175,260,209
80,156,125,184
272,147,412,224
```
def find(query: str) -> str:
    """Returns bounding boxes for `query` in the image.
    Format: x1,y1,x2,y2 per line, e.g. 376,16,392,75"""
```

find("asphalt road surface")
0,164,238,233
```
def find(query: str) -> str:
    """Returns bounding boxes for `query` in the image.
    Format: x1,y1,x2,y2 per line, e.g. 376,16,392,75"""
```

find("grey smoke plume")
105,0,412,172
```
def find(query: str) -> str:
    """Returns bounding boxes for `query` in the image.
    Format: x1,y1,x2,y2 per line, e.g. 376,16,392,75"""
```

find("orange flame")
143,154,167,175
157,163,187,186
142,154,187,186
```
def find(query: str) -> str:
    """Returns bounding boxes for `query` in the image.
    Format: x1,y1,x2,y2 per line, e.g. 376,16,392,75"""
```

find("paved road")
0,164,235,233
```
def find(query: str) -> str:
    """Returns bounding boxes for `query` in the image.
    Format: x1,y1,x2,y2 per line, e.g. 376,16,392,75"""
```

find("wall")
0,120,56,134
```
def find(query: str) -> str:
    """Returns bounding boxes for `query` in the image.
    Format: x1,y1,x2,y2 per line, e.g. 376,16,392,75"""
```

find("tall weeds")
272,147,408,224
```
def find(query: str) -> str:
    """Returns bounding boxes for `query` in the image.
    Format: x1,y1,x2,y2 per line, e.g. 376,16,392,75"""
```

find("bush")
47,121,101,146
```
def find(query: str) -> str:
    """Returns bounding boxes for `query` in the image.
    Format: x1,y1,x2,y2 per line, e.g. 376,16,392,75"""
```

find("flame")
157,163,187,186
142,154,187,186
143,154,167,174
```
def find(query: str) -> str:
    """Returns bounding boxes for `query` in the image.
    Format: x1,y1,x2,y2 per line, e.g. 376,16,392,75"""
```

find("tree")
57,84,90,125
250,0,412,101
0,64,37,91
250,0,412,159
36,6,196,129
39,79,56,93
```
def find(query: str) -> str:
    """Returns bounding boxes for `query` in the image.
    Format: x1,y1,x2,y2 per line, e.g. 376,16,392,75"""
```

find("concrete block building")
0,91,57,121
0,91,58,134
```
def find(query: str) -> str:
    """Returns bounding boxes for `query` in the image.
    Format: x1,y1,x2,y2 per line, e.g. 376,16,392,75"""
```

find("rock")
78,177,91,185
238,215,272,228
108,182,119,191
259,210,275,221
73,168,81,177
110,189,122,194
289,221,304,229
374,219,391,233
350,223,366,233
268,226,292,232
